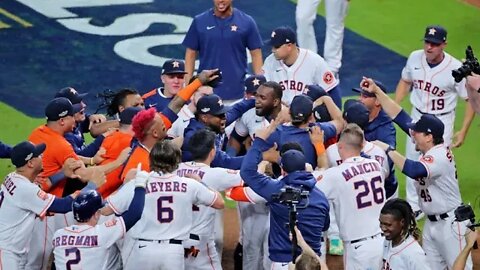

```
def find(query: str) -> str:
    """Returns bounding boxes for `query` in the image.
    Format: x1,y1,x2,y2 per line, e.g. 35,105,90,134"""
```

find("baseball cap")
290,95,313,124
120,107,143,125
281,149,306,173
162,59,187,75
313,104,331,122
407,114,444,139
303,85,327,101
352,80,387,98
423,25,447,45
45,97,74,121
267,26,297,48
197,94,227,116
10,141,46,168
343,100,370,129
245,74,266,94
55,87,87,113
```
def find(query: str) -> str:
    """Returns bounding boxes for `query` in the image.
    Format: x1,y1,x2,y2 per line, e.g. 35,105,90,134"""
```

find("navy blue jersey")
64,118,104,157
183,8,263,100
0,141,12,158
142,88,173,112
240,138,329,262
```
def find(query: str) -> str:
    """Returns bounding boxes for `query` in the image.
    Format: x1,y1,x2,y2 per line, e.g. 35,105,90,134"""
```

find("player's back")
53,218,125,270
176,162,242,237
317,156,385,241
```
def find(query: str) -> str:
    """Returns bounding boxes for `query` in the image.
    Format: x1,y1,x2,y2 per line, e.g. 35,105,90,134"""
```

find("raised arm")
394,79,412,104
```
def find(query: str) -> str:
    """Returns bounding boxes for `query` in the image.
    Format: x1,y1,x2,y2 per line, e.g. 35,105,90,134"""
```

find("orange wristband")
314,142,326,156
177,79,202,101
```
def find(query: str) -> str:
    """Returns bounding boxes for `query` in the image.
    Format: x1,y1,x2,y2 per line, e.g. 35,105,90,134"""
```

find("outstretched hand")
134,163,152,188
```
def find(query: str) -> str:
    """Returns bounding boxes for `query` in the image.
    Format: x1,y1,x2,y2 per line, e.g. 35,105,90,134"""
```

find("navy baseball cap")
55,87,87,104
197,94,227,116
407,114,444,139
162,59,187,75
267,26,297,48
313,104,332,122
11,141,46,168
281,149,306,173
290,95,313,124
424,25,447,45
352,80,387,98
45,97,74,121
343,100,370,129
245,74,266,94
303,85,327,101
120,107,143,125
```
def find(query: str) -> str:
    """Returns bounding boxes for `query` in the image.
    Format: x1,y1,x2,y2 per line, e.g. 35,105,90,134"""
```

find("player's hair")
150,140,181,173
294,253,321,270
280,142,304,156
131,108,156,141
381,198,421,241
338,123,364,151
261,81,283,100
187,129,216,161
432,136,444,145
106,88,139,116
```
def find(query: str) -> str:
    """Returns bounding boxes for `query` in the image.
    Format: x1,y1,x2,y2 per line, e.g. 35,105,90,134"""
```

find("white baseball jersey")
234,108,269,139
0,172,55,254
402,50,467,115
315,156,385,241
107,172,217,240
167,105,194,138
326,141,390,178
176,162,242,237
263,48,338,105
382,235,430,270
52,217,126,270
415,144,461,215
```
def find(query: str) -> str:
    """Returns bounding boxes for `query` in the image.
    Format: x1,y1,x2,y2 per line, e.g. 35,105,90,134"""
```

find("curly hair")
106,88,139,116
131,108,156,141
381,198,421,241
149,140,181,174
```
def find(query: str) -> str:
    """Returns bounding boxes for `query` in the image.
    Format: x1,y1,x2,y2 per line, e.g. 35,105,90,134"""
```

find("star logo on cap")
201,107,211,113
172,61,180,68
231,25,238,32
25,153,33,161
69,88,77,95
271,31,276,38
252,78,260,86
218,99,223,106
59,110,68,117
303,87,310,94
428,28,436,35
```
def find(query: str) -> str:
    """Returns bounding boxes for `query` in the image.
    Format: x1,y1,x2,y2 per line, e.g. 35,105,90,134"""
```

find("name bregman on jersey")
413,79,446,97
52,235,98,247
342,162,381,181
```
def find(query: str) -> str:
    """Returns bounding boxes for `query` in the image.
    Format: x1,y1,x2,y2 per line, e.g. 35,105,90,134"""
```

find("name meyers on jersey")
341,161,382,181
52,235,99,248
146,181,188,194
413,79,446,97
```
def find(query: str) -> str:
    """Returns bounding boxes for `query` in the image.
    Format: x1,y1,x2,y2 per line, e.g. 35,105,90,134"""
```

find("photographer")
466,73,480,114
240,119,330,269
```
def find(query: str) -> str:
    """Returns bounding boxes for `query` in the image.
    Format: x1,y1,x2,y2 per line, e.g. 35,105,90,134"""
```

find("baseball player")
0,141,80,270
143,59,188,112
316,123,386,270
106,140,224,270
0,140,12,158
177,129,243,269
394,25,475,215
295,0,349,75
262,26,341,107
53,165,148,270
380,198,430,270
362,77,472,269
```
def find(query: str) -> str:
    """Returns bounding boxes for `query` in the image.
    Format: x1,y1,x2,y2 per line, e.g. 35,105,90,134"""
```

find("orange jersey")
29,125,78,197
120,144,150,182
97,131,133,198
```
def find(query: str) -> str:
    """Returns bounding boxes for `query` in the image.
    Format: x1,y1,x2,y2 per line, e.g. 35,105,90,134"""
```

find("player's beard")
256,104,274,117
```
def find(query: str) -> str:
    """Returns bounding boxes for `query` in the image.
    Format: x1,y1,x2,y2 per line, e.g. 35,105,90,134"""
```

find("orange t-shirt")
29,125,78,197
119,144,150,182
97,131,133,198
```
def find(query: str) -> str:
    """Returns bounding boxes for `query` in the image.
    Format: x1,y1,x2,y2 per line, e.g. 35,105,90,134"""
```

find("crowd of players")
1,0,480,269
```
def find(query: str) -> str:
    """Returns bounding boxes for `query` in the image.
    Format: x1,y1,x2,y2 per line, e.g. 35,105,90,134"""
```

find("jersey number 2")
65,247,81,270
354,176,384,209
157,196,174,223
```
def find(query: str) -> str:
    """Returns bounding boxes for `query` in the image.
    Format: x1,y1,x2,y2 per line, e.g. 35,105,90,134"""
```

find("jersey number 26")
354,176,384,209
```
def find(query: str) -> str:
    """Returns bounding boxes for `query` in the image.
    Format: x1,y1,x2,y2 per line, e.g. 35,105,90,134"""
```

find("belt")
349,233,381,244
138,238,182,245
427,212,449,222
415,107,453,116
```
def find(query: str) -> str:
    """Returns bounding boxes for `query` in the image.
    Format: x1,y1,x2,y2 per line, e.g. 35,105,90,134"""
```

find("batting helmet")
72,190,105,222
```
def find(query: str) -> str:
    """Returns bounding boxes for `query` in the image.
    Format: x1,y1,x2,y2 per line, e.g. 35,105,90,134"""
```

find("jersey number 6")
354,176,384,209
157,196,174,223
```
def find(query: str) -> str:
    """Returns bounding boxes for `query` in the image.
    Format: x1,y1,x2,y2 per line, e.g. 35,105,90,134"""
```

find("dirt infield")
464,0,480,8
222,208,480,270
